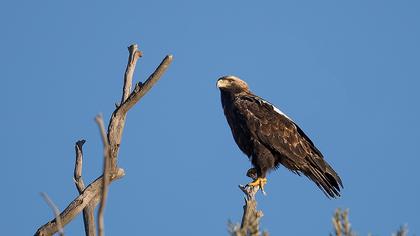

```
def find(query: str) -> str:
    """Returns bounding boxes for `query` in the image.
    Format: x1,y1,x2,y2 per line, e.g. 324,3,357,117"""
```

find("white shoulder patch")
259,98,294,122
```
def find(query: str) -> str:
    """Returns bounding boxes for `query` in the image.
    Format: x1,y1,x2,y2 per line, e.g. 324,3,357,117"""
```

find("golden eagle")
217,75,343,198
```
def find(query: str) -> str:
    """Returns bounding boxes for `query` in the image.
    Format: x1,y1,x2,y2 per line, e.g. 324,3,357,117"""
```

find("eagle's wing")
234,94,343,197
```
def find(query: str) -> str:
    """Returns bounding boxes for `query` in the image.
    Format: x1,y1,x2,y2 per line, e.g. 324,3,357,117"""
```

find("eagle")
217,75,343,198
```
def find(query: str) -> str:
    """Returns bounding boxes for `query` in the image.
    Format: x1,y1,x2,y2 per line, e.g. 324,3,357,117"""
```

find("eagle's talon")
261,189,267,196
247,177,267,195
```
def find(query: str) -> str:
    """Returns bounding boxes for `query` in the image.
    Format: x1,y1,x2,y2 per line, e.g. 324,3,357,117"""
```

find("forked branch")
34,44,173,236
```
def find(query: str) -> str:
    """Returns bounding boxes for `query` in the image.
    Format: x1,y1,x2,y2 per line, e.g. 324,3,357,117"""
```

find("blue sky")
1,0,419,235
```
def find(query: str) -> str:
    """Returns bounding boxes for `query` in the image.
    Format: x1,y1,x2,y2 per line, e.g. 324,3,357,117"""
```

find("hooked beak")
216,79,226,88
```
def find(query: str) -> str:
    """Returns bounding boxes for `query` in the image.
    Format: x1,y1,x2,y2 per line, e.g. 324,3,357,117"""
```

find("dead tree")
34,44,173,236
229,185,268,236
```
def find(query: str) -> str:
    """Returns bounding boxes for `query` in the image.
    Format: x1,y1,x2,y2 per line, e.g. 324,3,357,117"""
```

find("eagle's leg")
246,168,267,195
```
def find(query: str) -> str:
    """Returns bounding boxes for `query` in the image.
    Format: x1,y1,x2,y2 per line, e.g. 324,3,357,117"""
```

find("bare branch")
393,225,408,236
40,193,65,236
95,114,109,147
332,209,342,236
74,140,96,236
107,50,172,170
74,140,86,193
35,169,125,236
230,185,265,236
121,44,142,103
95,115,110,236
119,54,173,114
331,209,355,236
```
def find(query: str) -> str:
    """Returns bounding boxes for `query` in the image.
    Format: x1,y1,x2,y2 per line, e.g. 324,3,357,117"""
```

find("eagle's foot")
247,177,267,195
246,168,258,180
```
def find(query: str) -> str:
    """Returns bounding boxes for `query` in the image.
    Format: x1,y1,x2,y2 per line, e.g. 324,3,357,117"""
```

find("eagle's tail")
305,156,343,198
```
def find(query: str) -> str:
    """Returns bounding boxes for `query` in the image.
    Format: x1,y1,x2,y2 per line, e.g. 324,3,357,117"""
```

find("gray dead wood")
34,44,173,236
229,186,267,236
40,193,65,236
35,169,125,236
74,140,96,236
95,114,110,236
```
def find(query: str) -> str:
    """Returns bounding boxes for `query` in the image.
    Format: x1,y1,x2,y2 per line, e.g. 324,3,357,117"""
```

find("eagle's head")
217,75,249,93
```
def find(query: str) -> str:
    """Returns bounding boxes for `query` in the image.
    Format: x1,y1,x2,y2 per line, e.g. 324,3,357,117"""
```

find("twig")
121,44,142,103
95,114,109,146
74,140,86,193
40,193,65,236
74,140,96,236
95,114,110,236
34,44,173,236
332,209,354,236
342,210,351,236
393,225,408,236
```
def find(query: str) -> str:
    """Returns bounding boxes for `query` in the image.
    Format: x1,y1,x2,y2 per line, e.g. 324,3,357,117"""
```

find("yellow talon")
248,177,267,193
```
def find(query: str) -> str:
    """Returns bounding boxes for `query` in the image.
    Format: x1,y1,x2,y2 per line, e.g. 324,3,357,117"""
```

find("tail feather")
305,156,343,198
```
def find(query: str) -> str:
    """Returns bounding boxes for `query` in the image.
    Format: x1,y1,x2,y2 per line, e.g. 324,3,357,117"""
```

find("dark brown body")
218,76,343,198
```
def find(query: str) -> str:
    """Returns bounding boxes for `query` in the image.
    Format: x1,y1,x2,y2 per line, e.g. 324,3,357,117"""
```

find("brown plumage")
217,75,343,198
